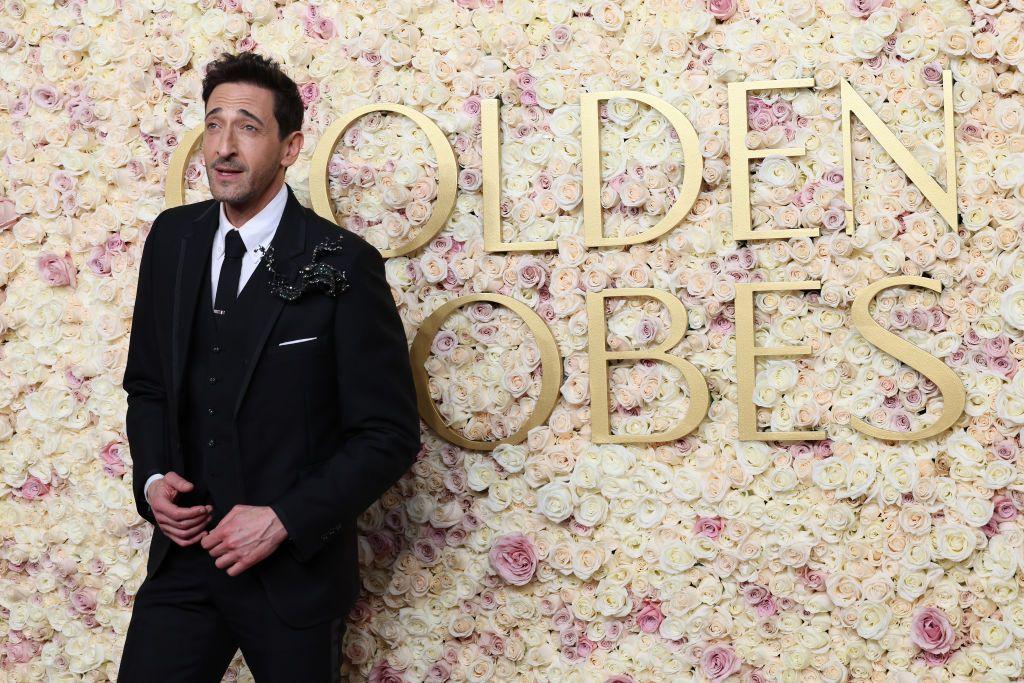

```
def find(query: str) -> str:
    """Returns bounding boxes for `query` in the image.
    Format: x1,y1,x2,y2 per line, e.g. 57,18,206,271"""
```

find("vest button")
212,345,221,353
208,376,217,384
208,408,216,415
207,438,216,447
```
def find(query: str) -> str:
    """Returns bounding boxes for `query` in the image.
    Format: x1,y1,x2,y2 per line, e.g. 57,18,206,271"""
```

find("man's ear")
283,131,303,167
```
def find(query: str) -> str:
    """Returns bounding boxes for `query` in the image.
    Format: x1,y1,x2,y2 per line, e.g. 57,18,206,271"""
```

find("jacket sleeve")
270,242,421,562
122,213,171,526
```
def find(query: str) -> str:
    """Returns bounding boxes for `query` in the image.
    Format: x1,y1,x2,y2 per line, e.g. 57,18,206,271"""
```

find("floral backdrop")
2,0,1024,680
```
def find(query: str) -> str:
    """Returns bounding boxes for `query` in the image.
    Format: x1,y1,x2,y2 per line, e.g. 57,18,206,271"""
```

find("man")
117,51,421,681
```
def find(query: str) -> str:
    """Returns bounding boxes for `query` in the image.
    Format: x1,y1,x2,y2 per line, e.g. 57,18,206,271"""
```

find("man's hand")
149,471,213,547
201,505,289,576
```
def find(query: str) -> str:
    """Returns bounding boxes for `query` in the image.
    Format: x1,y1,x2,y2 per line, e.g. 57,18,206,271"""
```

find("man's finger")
179,528,209,546
154,509,210,532
201,530,224,552
157,512,211,532
161,503,212,523
215,551,236,569
226,559,250,576
207,537,229,556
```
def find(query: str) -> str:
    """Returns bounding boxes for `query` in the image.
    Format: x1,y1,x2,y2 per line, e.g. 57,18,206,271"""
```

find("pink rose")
368,662,407,683
991,495,1019,522
636,600,664,633
605,676,636,683
910,607,956,655
462,96,481,115
846,0,883,16
424,661,452,682
20,475,50,500
0,197,19,230
634,316,659,344
71,588,97,614
411,538,441,566
695,515,724,538
701,644,741,682
6,640,35,664
749,109,774,132
742,584,769,604
921,62,943,85
37,251,77,287
431,330,458,356
105,233,125,252
754,597,777,618
87,245,111,276
706,0,737,20
991,439,1017,461
488,532,537,586
299,81,320,108
921,649,952,666
65,367,84,389
100,440,127,478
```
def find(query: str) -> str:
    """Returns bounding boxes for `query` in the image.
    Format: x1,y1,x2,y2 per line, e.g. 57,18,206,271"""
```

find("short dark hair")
201,51,303,140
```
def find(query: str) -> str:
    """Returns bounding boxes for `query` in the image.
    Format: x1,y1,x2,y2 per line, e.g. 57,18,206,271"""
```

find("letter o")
310,103,458,258
164,125,205,208
409,294,562,450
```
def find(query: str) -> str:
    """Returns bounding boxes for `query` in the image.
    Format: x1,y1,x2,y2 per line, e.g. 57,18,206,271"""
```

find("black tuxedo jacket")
122,183,421,628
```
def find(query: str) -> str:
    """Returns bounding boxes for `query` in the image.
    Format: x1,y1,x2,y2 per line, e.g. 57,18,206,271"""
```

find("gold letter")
586,289,709,442
849,276,965,440
728,79,816,241
310,103,458,257
481,98,557,253
409,294,561,450
735,281,825,441
581,92,703,248
165,125,205,208
841,71,956,236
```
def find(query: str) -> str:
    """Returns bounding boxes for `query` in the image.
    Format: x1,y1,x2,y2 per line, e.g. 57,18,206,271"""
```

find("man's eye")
244,125,256,131
207,122,217,129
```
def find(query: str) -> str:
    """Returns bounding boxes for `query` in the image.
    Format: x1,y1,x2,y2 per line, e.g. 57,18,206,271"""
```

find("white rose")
932,524,978,562
1000,282,1024,330
572,541,603,580
755,155,799,187
575,493,608,526
536,480,574,523
856,603,892,640
736,441,772,475
659,540,696,573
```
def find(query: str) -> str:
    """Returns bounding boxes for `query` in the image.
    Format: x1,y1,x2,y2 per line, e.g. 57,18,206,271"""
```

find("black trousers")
118,538,344,682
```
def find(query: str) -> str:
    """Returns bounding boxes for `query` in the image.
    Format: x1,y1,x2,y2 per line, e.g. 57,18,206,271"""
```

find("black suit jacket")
122,182,421,628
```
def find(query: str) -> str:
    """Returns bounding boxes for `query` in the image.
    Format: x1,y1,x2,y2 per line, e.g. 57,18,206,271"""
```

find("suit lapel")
171,201,217,409
171,184,309,420
230,185,307,417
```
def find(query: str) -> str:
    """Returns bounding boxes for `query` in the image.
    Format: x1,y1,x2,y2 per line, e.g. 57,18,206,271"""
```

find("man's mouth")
215,168,243,179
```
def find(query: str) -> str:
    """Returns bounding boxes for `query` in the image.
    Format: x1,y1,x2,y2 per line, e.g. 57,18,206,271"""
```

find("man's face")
203,82,290,206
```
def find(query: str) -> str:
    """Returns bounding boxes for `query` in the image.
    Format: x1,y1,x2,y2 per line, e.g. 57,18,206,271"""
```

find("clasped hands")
148,471,289,576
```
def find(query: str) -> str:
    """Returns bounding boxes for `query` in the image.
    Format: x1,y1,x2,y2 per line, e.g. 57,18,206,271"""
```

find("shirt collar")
215,181,289,258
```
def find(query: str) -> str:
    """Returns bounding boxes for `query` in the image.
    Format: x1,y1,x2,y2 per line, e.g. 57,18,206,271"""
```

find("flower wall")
2,0,1024,681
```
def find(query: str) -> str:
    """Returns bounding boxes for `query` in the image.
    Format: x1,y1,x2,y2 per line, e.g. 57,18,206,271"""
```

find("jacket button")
207,438,216,447
208,408,216,415
212,345,221,353
208,376,217,384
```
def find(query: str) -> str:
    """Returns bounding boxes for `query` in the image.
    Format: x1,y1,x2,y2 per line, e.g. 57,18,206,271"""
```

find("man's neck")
223,179,284,229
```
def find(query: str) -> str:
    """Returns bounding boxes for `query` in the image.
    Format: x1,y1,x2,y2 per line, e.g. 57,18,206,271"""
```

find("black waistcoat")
178,233,264,523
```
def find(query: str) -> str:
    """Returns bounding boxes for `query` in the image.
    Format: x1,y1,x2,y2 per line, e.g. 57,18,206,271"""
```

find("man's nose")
216,127,237,160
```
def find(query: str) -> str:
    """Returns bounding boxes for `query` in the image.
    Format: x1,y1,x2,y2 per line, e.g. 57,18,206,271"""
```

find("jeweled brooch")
256,236,349,302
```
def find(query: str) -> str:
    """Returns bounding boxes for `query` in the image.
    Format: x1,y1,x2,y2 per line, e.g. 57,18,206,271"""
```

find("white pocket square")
278,336,317,346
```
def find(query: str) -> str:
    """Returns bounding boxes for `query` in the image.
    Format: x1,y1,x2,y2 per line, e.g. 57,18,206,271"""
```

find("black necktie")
213,228,246,314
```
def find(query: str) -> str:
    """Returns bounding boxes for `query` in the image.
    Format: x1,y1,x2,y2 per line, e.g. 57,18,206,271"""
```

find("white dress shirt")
143,182,288,506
